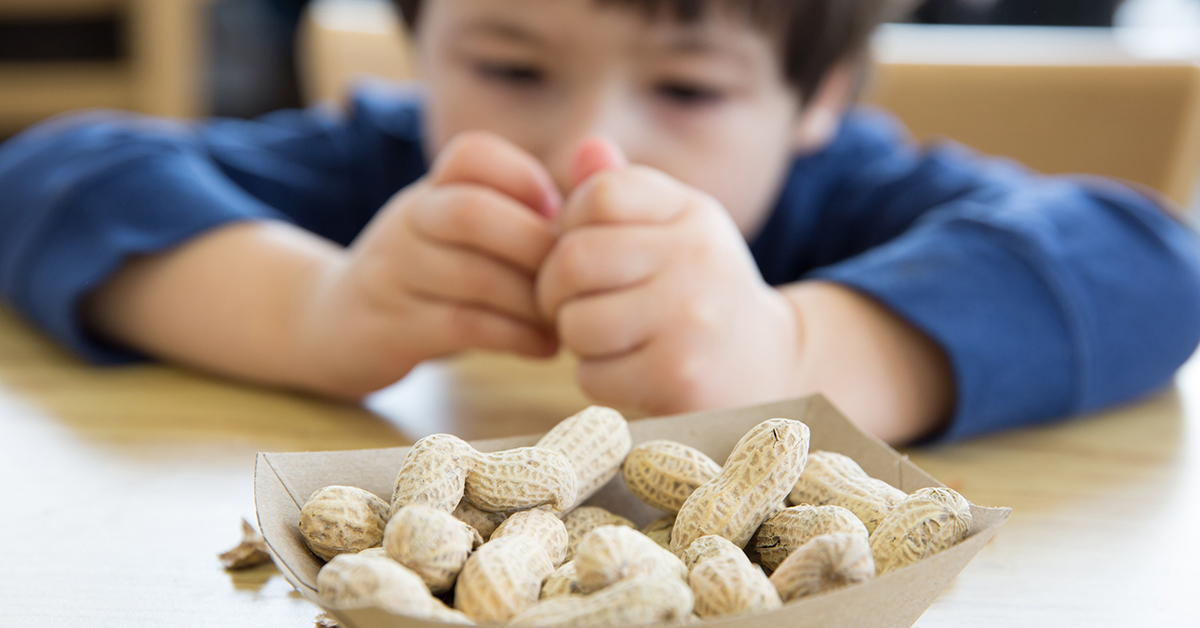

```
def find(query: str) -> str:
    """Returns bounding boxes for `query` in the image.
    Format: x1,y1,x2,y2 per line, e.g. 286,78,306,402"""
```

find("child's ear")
792,61,857,154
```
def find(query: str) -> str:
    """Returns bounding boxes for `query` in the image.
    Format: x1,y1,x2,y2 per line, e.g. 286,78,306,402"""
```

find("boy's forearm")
83,220,343,394
779,281,955,444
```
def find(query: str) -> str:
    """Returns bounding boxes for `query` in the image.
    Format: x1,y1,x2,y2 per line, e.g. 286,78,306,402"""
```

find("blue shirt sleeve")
0,84,427,363
751,108,1200,440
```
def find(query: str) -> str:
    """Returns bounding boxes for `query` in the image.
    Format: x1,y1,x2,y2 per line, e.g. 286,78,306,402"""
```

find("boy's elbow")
1083,210,1200,412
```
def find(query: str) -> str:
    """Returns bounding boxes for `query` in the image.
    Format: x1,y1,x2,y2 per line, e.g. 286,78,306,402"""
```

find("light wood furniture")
0,0,210,134
296,0,416,106
0,299,1197,626
296,8,1200,209
864,25,1200,210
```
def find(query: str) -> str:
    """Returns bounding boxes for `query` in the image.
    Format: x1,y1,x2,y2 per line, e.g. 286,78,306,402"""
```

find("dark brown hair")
390,0,897,102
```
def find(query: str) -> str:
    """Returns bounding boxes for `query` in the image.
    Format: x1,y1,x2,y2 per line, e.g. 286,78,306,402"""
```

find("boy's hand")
297,132,562,398
537,140,799,414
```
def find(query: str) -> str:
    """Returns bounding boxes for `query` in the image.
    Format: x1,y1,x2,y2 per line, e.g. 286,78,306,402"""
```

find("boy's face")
415,0,832,237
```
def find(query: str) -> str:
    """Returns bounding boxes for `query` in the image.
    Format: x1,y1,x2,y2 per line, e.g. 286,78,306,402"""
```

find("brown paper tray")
256,395,1009,628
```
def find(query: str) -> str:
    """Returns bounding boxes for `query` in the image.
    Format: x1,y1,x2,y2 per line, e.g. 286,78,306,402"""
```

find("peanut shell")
563,506,636,562
464,447,577,514
641,515,675,550
753,504,868,571
574,525,687,593
491,508,570,568
299,486,390,561
869,487,972,574
391,434,477,516
622,440,722,513
788,451,907,535
688,546,782,617
769,532,875,602
453,499,507,541
540,560,580,599
671,419,810,553
511,576,695,627
384,504,482,593
536,406,632,512
316,553,474,624
454,535,555,624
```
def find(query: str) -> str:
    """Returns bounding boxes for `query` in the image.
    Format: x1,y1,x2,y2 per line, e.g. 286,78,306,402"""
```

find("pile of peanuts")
298,406,973,626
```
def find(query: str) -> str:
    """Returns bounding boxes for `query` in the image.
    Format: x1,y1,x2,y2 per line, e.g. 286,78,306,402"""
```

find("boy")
1,0,1198,445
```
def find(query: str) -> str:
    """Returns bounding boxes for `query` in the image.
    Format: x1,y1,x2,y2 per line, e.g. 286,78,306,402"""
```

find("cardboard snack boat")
256,395,1010,628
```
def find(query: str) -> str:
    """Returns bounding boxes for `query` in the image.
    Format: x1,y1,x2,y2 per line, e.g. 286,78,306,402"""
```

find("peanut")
641,515,675,551
316,552,474,624
622,440,722,513
870,487,972,574
454,535,556,624
681,535,781,618
536,406,632,513
671,419,810,553
769,533,875,602
393,435,578,517
491,509,570,568
355,547,390,560
511,576,695,627
453,499,507,541
384,504,482,593
540,560,580,599
574,525,687,594
391,434,477,516
563,506,636,562
299,486,390,561
753,504,868,571
788,451,907,535
464,447,577,514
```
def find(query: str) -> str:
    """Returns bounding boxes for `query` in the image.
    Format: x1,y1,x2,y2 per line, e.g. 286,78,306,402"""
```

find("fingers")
409,184,558,274
404,239,544,325
556,285,661,358
430,131,562,218
558,166,691,233
415,298,559,359
574,338,707,415
569,136,628,189
536,225,666,320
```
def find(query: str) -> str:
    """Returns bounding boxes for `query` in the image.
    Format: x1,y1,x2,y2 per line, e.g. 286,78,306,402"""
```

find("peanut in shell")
536,406,632,513
753,504,868,571
453,499,507,541
299,486,390,561
622,440,722,513
464,447,577,515
671,419,811,553
574,525,687,593
454,535,556,624
511,576,695,627
683,535,782,618
491,508,570,568
788,450,907,535
562,506,636,562
391,434,477,516
869,486,972,574
769,532,875,602
384,504,482,593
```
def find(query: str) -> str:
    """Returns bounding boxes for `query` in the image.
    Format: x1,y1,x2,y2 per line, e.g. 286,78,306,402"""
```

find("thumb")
569,137,628,190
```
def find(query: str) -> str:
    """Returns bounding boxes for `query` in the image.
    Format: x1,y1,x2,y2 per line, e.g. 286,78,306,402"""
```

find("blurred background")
1,0,1199,210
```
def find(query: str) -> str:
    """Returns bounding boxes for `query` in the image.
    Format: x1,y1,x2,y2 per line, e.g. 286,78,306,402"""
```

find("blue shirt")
3,85,1199,441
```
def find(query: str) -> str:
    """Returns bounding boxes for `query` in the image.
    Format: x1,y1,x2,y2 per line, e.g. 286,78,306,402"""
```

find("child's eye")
475,62,545,87
655,82,726,106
